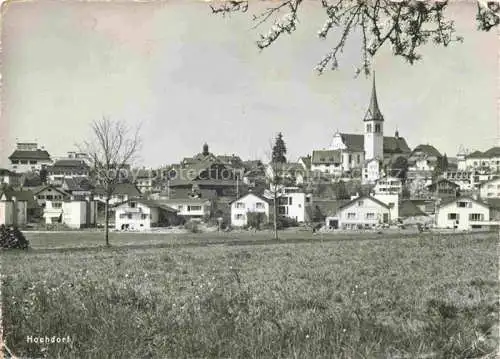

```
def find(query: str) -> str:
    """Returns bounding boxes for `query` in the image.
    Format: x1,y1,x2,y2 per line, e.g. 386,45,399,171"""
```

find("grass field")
2,231,499,358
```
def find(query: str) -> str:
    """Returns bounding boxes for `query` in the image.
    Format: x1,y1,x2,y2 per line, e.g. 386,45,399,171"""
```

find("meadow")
1,230,499,358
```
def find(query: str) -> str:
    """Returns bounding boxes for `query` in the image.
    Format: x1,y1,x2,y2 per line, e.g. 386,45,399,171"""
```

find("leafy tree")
247,211,267,230
391,156,409,183
272,132,287,164
39,167,48,185
211,0,498,75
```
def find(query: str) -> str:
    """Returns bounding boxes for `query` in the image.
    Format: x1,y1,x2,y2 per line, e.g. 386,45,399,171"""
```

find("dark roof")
298,156,311,170
314,199,350,217
439,196,489,209
63,178,93,192
338,194,390,210
9,150,51,161
468,150,484,159
94,183,142,197
0,189,37,208
168,188,217,200
0,169,14,176
51,159,89,168
426,178,460,190
339,133,411,154
32,185,71,197
411,144,442,158
486,198,500,209
399,201,428,218
363,74,384,122
161,198,211,205
116,198,177,212
483,147,500,158
311,150,342,165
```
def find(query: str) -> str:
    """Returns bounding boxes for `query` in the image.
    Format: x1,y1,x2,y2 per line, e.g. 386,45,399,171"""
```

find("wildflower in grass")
342,328,347,333
363,291,367,296
305,334,310,339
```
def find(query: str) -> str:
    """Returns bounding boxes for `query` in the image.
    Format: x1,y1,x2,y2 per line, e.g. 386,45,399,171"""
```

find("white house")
115,199,178,231
277,187,311,223
435,196,490,231
0,191,28,226
161,198,211,220
480,177,500,199
8,142,52,173
62,201,97,229
337,195,391,230
372,193,399,222
362,159,383,184
230,193,270,227
373,176,403,194
33,185,70,207
310,150,343,175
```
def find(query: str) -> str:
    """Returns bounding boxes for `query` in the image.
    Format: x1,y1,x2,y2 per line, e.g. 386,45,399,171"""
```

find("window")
52,202,62,209
236,202,245,209
305,197,311,203
288,197,293,205
448,213,458,220
38,195,45,199
141,214,148,220
388,202,395,208
349,154,352,163
119,214,127,219
469,213,483,221
358,201,364,206
366,124,372,132
375,124,381,133
29,160,37,164
457,201,469,208
347,212,356,219
11,160,19,164
188,205,202,211
20,160,28,164
127,213,132,219
487,193,494,197
298,204,302,208
46,195,53,200
488,184,494,188
235,214,244,219
366,213,375,219
357,155,360,163
256,202,264,209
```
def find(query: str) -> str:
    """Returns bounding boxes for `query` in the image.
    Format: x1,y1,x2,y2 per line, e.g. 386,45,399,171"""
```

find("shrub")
0,225,29,250
184,221,199,233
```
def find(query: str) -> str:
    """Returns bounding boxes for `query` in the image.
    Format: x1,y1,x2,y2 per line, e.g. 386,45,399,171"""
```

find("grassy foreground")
2,231,499,358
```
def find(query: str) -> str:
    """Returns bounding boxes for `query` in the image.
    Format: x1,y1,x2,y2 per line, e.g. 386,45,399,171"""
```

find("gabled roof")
0,189,37,207
467,150,484,159
51,159,89,168
438,196,490,209
229,192,271,205
116,198,178,213
363,73,384,122
339,133,411,153
399,200,428,218
410,144,442,158
298,156,311,170
311,150,342,165
483,147,500,158
32,185,71,197
9,149,51,161
63,178,93,192
94,183,142,197
338,194,390,210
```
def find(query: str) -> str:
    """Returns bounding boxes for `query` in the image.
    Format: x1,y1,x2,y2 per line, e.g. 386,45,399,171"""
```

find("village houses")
435,196,490,231
8,142,52,173
114,198,178,231
230,192,270,227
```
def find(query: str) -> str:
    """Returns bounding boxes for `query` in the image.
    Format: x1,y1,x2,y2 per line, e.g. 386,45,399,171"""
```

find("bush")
0,225,29,249
184,221,199,233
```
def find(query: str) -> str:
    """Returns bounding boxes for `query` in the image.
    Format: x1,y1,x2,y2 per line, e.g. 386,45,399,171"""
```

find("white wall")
62,201,86,229
480,178,500,199
436,199,490,230
115,201,156,231
338,197,390,229
373,193,399,221
163,200,210,217
280,192,306,222
0,202,14,226
231,194,269,227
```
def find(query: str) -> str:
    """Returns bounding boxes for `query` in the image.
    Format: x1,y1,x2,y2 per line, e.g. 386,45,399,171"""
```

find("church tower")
364,72,384,161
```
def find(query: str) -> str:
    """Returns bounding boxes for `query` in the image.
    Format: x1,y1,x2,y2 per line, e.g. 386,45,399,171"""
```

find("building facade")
435,196,490,231
230,193,270,227
8,142,52,173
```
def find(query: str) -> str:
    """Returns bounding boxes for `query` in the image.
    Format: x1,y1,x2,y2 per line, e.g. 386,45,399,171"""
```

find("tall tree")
81,117,141,246
335,180,349,200
272,132,287,164
211,1,498,75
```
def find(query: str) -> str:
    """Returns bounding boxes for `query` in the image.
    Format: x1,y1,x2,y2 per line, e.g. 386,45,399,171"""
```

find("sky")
1,0,498,167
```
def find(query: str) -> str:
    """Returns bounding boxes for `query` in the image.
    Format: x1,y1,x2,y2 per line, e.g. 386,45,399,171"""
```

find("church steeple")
364,72,384,122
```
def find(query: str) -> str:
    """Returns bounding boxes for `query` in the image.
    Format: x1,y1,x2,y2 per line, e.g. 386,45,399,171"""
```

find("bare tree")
210,0,499,75
81,117,142,246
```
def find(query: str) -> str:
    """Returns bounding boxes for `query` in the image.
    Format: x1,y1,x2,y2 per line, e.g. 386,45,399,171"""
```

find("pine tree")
271,132,287,164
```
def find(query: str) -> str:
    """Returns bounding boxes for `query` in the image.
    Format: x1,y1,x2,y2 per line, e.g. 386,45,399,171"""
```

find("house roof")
467,150,484,159
339,133,411,153
485,198,500,209
229,192,271,205
94,183,142,197
311,150,342,165
338,194,390,210
9,149,51,161
63,178,93,192
168,188,217,200
483,147,500,158
0,189,37,207
298,156,312,170
0,168,15,176
116,198,178,212
410,144,442,158
426,178,460,190
160,198,211,205
399,200,428,218
314,199,351,217
51,159,89,168
438,196,489,209
32,185,71,197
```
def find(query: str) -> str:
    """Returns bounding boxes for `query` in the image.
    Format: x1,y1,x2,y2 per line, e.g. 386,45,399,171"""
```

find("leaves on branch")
210,0,497,75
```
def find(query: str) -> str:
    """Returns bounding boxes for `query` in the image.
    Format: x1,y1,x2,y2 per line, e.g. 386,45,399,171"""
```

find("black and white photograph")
0,0,499,357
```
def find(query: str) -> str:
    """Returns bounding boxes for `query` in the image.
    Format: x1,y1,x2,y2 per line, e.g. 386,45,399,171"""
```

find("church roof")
363,73,384,122
339,133,411,154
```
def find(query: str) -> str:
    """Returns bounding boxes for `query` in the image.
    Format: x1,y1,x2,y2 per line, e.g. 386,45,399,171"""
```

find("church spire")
364,71,384,122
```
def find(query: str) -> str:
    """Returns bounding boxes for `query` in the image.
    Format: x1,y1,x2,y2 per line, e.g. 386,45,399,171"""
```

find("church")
311,74,411,183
